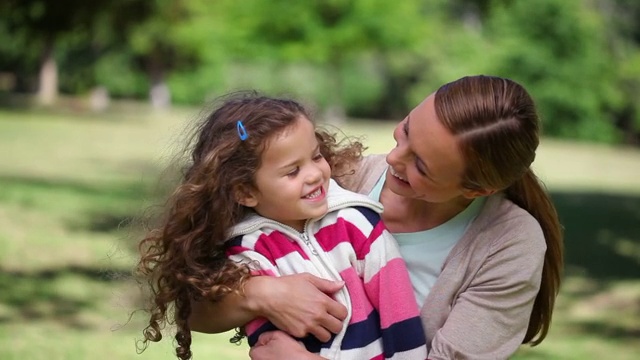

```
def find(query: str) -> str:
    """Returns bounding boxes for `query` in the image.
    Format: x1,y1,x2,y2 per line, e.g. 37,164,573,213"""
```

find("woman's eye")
313,153,324,161
403,121,409,135
415,162,433,180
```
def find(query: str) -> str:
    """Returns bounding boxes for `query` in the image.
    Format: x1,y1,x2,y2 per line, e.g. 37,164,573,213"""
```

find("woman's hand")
249,273,347,342
249,331,325,360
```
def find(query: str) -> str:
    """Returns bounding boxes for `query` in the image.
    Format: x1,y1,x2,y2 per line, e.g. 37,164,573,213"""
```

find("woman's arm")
428,223,547,359
188,273,348,342
188,285,258,334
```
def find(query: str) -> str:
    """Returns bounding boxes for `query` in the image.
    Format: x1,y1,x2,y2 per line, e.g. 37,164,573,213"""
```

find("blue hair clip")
236,120,248,141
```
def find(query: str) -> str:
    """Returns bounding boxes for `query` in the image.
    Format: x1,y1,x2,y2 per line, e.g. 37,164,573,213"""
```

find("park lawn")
0,103,639,360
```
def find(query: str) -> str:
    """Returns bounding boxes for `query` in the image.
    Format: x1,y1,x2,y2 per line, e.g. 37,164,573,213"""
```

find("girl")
136,93,427,360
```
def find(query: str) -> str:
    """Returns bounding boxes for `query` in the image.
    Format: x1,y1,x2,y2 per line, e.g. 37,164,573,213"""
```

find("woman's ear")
234,185,259,208
461,187,497,199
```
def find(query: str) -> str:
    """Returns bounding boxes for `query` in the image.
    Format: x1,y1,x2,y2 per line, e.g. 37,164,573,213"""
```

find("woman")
190,75,564,359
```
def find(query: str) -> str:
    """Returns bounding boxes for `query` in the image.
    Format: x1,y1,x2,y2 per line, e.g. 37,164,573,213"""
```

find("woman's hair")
136,92,364,360
434,75,563,346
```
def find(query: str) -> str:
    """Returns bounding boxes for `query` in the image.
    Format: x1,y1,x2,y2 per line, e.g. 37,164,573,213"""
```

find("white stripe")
339,207,375,235
228,251,280,275
325,338,384,360
388,346,428,360
322,242,358,273
274,252,323,277
361,230,401,283
234,231,263,249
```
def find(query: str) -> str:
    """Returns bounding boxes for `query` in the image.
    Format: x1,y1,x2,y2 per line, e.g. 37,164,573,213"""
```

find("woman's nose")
386,147,400,168
387,138,408,166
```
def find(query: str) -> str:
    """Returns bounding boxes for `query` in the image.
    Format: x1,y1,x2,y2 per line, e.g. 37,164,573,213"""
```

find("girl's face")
243,116,331,231
385,94,473,203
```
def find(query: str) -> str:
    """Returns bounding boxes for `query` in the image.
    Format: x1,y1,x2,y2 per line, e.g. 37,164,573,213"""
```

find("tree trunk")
323,61,346,125
148,49,171,109
37,38,58,106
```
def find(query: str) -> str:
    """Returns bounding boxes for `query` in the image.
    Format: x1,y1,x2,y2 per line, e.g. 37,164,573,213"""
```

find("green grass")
0,103,639,359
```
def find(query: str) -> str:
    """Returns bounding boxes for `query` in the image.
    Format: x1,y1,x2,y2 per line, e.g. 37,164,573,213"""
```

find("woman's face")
385,94,470,203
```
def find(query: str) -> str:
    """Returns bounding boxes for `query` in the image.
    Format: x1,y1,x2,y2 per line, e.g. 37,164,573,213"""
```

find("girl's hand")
247,273,347,342
249,331,325,360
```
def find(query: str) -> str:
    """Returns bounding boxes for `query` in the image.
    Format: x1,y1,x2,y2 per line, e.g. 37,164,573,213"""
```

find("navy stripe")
247,321,278,346
381,316,427,357
225,235,244,249
248,321,336,353
352,206,380,227
340,310,383,349
299,333,336,353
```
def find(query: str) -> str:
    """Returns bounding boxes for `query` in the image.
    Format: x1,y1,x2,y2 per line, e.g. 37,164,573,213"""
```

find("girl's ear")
234,185,259,208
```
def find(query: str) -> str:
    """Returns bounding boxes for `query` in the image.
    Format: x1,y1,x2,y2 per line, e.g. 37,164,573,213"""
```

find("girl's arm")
188,273,348,342
249,331,327,360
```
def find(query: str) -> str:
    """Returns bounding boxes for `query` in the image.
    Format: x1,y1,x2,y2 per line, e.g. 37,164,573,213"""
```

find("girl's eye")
403,121,409,136
312,153,324,161
287,167,300,177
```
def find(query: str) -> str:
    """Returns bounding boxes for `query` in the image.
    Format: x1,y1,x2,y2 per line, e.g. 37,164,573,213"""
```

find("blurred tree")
180,0,429,120
1,0,113,105
406,0,493,107
121,0,197,109
0,12,36,95
0,0,159,106
596,0,640,144
484,0,622,143
408,0,636,144
2,0,639,146
155,0,231,104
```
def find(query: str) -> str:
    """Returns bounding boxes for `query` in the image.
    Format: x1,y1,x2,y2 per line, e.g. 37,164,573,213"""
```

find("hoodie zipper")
300,231,319,256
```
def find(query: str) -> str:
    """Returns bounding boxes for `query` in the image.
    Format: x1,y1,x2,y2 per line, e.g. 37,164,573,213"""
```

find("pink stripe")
370,354,384,360
370,222,386,245
245,317,268,335
253,232,310,264
353,221,386,260
339,267,374,324
225,244,252,256
365,258,418,328
315,219,372,259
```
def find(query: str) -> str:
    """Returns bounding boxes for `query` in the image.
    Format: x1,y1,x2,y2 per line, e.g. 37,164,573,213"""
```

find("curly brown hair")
136,92,365,360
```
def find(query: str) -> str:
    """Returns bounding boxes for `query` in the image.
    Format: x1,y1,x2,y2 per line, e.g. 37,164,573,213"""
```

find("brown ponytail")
505,169,563,344
435,75,564,346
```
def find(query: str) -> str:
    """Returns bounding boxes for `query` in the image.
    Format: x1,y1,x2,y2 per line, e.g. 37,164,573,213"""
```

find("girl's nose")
306,165,323,183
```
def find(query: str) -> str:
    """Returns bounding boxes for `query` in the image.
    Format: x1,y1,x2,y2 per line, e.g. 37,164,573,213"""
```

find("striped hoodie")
225,179,427,360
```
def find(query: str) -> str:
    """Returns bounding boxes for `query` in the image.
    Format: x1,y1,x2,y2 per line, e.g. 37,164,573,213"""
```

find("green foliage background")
2,0,640,143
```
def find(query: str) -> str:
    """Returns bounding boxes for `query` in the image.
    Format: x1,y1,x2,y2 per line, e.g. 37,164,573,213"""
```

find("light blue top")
368,171,486,307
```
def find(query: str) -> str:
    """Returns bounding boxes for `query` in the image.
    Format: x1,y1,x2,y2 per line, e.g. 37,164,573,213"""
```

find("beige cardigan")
340,155,546,360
